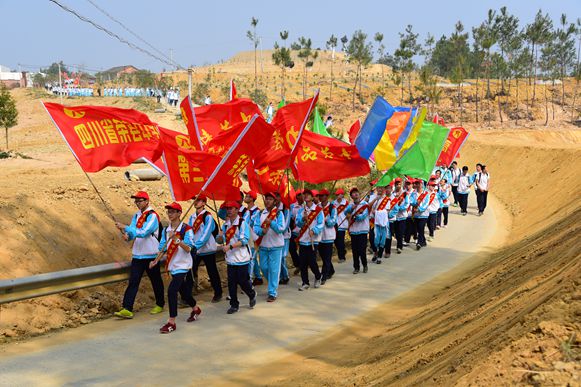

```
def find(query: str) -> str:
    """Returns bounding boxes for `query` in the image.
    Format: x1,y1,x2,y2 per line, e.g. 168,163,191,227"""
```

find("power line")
85,0,177,68
48,0,184,70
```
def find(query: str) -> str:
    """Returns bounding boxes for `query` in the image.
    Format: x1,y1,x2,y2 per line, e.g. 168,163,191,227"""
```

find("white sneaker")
314,279,321,288
427,236,433,242
298,284,309,291
442,225,447,228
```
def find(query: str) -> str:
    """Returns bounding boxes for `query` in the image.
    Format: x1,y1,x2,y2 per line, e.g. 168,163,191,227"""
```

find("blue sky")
1,0,579,73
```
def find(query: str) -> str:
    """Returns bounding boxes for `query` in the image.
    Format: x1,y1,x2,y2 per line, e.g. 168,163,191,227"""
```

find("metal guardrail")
0,254,225,305
0,241,353,304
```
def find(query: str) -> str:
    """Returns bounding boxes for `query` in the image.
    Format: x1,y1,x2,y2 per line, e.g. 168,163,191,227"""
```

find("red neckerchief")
296,205,322,241
165,223,191,271
348,202,369,228
255,207,279,247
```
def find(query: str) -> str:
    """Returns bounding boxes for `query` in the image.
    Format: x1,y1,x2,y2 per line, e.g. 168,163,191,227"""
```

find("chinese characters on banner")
43,102,162,172
436,127,469,167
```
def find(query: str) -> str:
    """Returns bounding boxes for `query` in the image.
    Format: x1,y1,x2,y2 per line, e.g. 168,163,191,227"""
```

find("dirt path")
0,200,503,386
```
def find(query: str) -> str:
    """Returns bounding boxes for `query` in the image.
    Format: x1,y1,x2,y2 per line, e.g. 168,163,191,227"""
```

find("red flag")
247,164,296,207
294,131,370,184
43,102,161,173
230,79,237,100
436,127,470,166
182,98,261,148
201,115,275,196
255,91,319,170
179,96,204,150
432,113,445,126
158,127,239,201
348,119,361,144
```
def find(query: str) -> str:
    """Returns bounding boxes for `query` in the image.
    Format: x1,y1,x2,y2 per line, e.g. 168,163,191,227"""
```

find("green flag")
377,121,450,186
312,107,332,137
277,99,286,109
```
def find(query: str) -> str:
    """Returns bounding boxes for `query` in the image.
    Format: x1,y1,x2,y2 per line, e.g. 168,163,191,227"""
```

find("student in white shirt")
474,163,491,216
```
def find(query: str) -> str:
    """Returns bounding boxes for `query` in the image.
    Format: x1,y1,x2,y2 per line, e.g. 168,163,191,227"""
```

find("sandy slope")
219,129,581,385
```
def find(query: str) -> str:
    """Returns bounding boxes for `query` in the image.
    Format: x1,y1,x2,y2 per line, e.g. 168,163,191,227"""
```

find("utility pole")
58,62,63,104
188,67,192,100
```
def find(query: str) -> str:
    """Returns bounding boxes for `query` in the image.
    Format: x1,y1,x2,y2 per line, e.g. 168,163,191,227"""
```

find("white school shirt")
475,171,490,191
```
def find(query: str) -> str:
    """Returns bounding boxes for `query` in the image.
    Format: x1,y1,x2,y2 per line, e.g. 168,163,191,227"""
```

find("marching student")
289,190,304,274
411,180,430,250
367,184,378,258
474,164,490,216
333,188,349,263
449,161,461,206
244,190,263,285
150,202,201,334
317,189,337,284
216,201,257,314
253,192,285,302
344,187,370,274
295,189,324,290
457,166,473,215
426,181,440,241
391,178,409,254
438,179,452,227
370,185,391,263
404,179,417,245
114,191,165,319
188,195,222,303
276,193,291,285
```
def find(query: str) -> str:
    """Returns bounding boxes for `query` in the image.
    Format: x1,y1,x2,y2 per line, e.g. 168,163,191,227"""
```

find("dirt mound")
219,129,581,386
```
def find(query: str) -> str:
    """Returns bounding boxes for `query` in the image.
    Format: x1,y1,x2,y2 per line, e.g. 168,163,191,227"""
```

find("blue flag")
355,96,395,160
393,106,417,157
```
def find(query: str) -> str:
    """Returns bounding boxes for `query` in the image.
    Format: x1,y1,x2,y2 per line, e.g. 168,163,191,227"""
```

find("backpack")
142,210,163,241
204,212,219,239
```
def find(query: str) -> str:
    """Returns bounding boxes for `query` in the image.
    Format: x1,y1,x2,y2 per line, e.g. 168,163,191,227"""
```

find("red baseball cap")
131,191,149,200
263,191,276,199
311,189,319,197
370,178,378,186
245,190,258,200
165,202,182,211
318,189,330,196
349,187,359,195
428,181,437,186
195,193,207,202
394,177,402,183
295,189,303,195
302,189,314,197
335,188,345,195
222,200,239,208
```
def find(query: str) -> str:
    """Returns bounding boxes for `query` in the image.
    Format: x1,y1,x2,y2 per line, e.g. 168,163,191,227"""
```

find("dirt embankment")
220,130,581,386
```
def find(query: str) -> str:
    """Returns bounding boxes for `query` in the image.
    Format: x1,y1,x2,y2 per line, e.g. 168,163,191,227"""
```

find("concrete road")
0,204,499,386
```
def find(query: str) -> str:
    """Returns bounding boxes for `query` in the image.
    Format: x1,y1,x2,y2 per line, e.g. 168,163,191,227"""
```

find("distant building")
0,65,32,89
96,65,139,82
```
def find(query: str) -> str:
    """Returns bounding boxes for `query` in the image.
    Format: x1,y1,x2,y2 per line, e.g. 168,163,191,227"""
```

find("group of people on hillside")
111,163,490,334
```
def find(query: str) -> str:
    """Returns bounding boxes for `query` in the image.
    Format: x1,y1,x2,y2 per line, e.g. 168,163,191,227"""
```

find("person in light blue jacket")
295,189,324,290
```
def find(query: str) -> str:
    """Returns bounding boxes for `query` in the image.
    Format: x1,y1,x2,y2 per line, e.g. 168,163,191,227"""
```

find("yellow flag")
399,107,427,155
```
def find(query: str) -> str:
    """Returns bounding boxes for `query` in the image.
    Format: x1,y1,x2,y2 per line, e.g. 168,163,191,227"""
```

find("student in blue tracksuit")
333,188,349,263
391,178,410,254
438,179,452,227
426,181,441,241
369,185,392,263
344,187,370,274
276,193,292,285
188,194,222,303
317,189,337,284
295,189,324,290
252,192,285,302
114,191,165,319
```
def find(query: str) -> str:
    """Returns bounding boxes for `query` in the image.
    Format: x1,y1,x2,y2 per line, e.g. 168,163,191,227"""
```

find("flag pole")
210,193,223,235
81,170,118,223
276,89,320,193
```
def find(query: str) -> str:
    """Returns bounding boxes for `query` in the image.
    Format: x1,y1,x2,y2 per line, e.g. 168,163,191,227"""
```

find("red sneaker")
187,306,202,322
159,322,176,334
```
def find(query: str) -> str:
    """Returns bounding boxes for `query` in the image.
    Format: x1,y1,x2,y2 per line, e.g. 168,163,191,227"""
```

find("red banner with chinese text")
181,97,261,149
247,163,296,207
254,93,319,170
294,131,370,184
158,127,239,201
201,115,275,197
43,102,162,172
436,127,469,167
